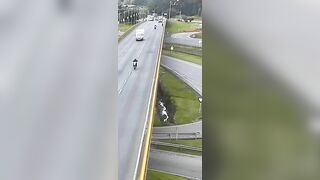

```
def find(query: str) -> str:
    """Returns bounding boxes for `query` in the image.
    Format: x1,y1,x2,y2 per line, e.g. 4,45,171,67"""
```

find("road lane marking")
137,21,166,180
118,69,133,95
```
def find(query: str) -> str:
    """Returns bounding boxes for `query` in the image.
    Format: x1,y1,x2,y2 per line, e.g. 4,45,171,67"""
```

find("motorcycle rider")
133,58,138,70
154,24,157,29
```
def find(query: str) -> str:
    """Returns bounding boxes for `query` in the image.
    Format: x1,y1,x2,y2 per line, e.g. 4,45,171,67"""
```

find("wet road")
118,21,165,180
148,149,202,179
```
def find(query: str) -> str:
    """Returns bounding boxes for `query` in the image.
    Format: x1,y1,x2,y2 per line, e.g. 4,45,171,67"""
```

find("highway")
162,56,202,96
152,120,202,140
118,21,165,180
164,32,202,47
148,149,202,179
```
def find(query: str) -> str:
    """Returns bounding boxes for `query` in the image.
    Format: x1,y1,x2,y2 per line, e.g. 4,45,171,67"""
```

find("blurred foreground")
204,0,320,179
0,1,117,180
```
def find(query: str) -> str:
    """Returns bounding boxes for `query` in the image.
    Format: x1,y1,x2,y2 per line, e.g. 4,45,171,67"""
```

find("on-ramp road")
148,149,202,179
152,120,202,140
118,21,164,180
161,55,202,96
165,32,202,47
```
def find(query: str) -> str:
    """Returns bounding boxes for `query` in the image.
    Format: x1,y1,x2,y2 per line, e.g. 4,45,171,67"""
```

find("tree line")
134,0,202,17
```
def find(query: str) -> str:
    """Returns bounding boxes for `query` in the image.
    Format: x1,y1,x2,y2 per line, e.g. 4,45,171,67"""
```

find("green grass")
204,29,320,179
162,139,202,148
166,20,201,35
153,108,163,127
158,67,201,125
153,144,202,156
147,170,186,180
156,139,202,156
162,50,202,65
118,23,134,32
163,43,202,56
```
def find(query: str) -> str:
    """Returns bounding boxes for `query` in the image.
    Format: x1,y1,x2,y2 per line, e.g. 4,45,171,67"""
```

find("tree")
134,0,148,6
135,0,201,17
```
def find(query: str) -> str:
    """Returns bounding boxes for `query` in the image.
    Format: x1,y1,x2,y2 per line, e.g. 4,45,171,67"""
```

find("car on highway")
158,16,164,23
147,15,154,21
135,29,144,41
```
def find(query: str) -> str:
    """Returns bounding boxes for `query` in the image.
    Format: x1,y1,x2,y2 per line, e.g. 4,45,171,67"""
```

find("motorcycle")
154,25,157,29
133,59,138,70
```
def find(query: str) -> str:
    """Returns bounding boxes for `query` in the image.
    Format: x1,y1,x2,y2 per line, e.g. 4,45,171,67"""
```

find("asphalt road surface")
118,21,165,180
152,121,202,140
148,149,202,179
161,56,202,96
165,32,202,47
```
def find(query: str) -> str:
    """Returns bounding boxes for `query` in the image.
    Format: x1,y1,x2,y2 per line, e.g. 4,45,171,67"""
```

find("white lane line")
118,69,133,95
118,30,149,95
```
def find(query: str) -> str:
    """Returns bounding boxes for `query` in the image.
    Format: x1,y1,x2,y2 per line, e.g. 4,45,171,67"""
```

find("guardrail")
152,132,202,140
151,141,202,152
136,20,167,180
163,43,202,56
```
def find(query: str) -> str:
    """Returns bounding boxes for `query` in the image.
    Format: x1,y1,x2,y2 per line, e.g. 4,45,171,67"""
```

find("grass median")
161,139,202,148
153,139,202,156
162,50,202,65
166,20,201,35
154,67,201,126
147,170,186,180
118,23,134,32
163,43,202,56
152,144,202,156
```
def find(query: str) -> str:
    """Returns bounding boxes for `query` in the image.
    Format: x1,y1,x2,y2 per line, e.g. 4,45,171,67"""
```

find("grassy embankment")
153,144,201,156
162,50,201,65
154,67,201,126
118,23,134,32
153,139,202,156
166,20,201,35
164,20,202,64
162,139,202,148
147,170,186,180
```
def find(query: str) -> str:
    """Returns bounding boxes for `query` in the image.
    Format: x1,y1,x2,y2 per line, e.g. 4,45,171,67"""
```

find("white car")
147,15,154,21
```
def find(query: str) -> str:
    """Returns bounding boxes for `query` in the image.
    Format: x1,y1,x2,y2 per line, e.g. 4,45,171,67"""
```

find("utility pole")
169,1,172,20
169,0,179,20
